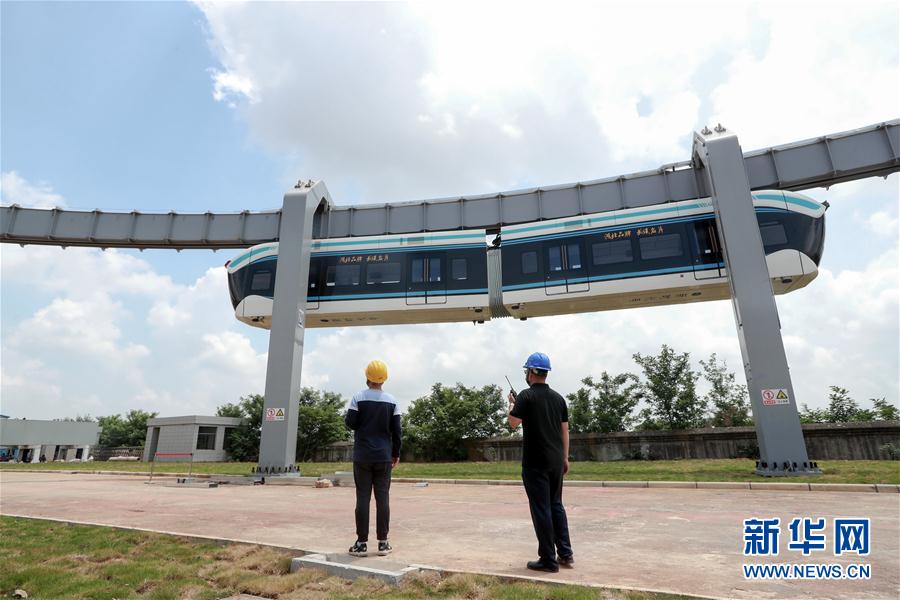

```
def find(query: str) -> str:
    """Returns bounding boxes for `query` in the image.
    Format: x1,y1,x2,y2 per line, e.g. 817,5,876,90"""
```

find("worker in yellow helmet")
344,359,401,557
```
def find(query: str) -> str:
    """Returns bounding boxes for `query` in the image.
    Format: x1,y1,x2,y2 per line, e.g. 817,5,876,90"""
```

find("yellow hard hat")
365,360,388,384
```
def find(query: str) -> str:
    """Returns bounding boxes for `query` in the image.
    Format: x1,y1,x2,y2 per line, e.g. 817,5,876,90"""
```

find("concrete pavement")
1,471,897,599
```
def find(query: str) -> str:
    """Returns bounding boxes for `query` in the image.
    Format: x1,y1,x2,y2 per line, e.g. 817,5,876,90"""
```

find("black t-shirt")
509,383,568,469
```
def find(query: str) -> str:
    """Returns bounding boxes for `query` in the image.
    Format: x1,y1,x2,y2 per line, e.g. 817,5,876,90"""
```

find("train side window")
428,257,442,282
760,222,788,246
451,258,468,281
411,258,425,283
592,239,633,265
639,233,683,260
521,251,538,274
366,262,401,285
326,264,360,287
250,270,272,292
308,265,318,289
566,243,582,269
548,246,563,271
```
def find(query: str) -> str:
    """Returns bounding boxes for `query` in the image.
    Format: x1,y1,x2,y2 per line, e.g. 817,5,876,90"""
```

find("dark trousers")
353,461,392,542
522,465,573,565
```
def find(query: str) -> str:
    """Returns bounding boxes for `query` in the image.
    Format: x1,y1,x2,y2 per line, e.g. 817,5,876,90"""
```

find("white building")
0,416,100,463
143,415,243,462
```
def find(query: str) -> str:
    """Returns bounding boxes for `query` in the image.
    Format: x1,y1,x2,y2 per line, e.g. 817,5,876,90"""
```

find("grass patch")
0,516,687,599
2,458,898,484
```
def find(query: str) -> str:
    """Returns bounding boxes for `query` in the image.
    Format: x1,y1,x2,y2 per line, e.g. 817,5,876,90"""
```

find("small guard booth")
143,415,243,463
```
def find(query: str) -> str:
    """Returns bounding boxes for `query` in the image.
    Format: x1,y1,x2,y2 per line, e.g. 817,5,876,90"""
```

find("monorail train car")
227,229,490,328
226,190,825,328
499,190,825,318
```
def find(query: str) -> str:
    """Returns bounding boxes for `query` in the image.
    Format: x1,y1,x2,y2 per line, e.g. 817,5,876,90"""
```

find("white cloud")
858,209,899,239
9,295,150,363
709,4,898,150
197,331,267,378
1,237,267,418
210,69,259,106
0,171,66,208
194,2,896,204
1,244,178,301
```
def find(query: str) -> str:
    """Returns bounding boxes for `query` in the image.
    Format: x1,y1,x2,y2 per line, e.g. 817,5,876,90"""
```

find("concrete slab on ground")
291,552,420,584
1,471,897,599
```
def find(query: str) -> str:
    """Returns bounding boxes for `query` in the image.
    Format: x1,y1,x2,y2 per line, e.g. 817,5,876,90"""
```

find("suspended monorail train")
226,190,825,329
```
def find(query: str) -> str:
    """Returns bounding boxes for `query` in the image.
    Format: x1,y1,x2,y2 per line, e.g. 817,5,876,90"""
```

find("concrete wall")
465,421,900,462
0,419,99,446
312,422,900,462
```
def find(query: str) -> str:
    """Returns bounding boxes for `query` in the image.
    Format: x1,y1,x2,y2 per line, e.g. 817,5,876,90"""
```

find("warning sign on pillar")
761,389,790,406
265,408,286,421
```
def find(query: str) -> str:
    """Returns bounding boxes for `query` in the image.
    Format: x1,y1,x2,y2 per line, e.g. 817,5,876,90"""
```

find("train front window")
250,270,272,292
367,262,401,285
639,233,683,260
592,239,633,265
760,222,788,247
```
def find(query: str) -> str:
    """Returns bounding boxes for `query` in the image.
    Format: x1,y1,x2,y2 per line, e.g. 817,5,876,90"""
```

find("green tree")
799,388,895,423
218,395,263,462
217,390,348,462
827,386,859,422
97,410,157,447
402,383,508,460
871,397,900,421
566,372,640,433
799,403,829,424
700,353,753,427
566,387,593,434
61,415,95,422
296,387,350,462
633,345,705,431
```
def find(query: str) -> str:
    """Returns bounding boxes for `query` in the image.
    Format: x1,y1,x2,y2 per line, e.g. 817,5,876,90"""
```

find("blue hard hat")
523,352,551,371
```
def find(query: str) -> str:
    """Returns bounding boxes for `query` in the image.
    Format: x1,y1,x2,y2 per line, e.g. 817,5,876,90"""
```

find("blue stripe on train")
503,208,789,245
501,263,724,291
247,287,490,302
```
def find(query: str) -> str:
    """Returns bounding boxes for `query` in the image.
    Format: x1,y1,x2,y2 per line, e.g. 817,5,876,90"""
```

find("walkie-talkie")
505,375,517,400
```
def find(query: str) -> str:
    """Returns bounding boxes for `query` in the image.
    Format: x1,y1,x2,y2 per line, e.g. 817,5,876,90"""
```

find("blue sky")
1,1,897,420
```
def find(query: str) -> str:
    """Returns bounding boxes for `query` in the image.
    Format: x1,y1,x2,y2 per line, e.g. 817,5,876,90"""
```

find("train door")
407,253,447,305
691,219,725,280
543,239,589,295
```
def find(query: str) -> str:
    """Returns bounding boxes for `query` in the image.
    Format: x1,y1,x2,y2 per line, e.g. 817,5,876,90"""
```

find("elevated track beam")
2,120,897,249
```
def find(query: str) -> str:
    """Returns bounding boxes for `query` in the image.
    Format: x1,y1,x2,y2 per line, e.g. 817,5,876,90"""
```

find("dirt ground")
1,471,897,599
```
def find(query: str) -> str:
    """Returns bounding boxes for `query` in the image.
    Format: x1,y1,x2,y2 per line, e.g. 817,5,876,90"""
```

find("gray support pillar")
692,126,819,477
257,181,331,473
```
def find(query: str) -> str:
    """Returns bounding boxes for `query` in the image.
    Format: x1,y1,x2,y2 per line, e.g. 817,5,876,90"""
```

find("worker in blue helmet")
507,352,573,573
